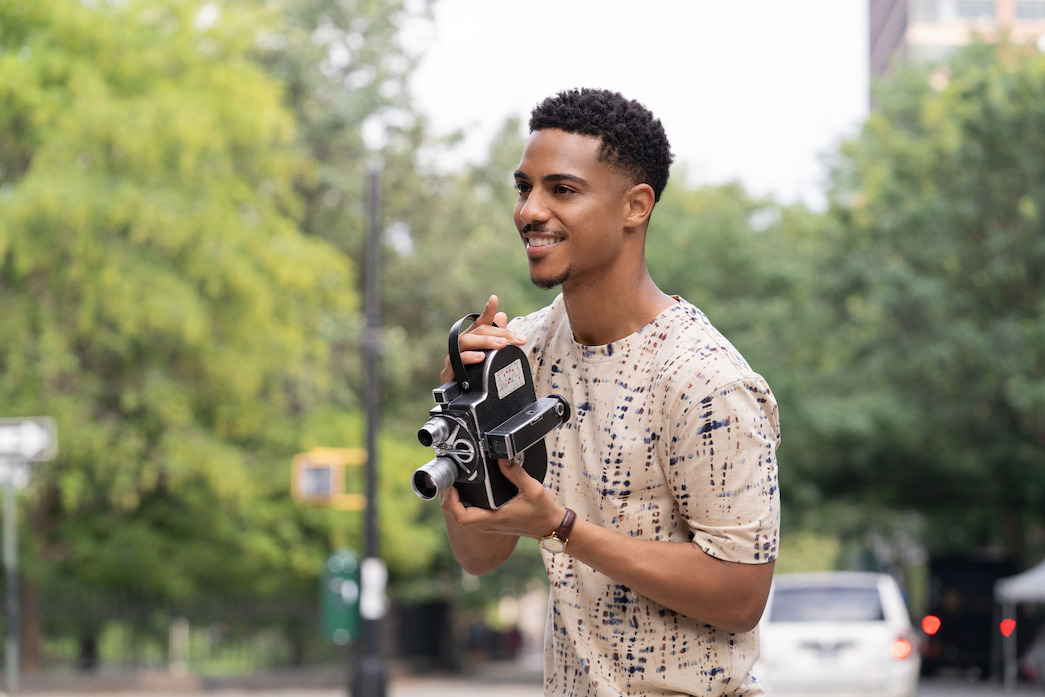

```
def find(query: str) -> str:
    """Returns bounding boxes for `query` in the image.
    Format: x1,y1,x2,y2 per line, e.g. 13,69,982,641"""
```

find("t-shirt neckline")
570,299,683,363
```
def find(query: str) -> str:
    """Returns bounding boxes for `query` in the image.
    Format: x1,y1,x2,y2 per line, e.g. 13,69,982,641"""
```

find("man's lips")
526,235,560,249
522,224,562,252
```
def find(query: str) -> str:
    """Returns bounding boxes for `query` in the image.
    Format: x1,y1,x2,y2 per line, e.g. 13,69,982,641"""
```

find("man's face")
513,129,634,291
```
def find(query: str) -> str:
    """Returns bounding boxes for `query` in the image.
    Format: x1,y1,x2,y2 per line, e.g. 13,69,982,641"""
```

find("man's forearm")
565,517,774,633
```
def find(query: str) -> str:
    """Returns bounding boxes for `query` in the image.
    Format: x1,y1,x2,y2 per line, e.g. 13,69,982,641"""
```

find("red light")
891,637,914,659
1000,618,1016,637
921,615,942,635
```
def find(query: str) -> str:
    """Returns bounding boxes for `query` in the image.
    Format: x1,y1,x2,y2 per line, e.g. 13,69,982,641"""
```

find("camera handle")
447,312,502,392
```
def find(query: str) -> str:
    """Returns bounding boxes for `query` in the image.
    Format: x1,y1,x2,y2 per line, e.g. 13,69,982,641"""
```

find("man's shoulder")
659,300,739,357
658,300,768,390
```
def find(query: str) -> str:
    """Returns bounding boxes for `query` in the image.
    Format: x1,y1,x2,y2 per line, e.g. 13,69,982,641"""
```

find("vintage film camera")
412,312,571,509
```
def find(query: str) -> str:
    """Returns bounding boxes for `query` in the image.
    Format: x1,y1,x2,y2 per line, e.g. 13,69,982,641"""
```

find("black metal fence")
3,581,458,680
7,582,339,677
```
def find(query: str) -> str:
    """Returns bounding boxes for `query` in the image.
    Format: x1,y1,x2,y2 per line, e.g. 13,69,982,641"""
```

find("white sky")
405,0,870,208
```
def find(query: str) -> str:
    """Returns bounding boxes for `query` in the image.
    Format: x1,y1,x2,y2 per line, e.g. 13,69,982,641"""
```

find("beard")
529,263,571,290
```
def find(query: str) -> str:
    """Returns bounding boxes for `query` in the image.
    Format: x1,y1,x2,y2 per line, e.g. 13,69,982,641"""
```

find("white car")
753,571,920,697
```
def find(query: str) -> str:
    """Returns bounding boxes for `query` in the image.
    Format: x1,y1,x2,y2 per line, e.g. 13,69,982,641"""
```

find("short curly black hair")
528,88,674,203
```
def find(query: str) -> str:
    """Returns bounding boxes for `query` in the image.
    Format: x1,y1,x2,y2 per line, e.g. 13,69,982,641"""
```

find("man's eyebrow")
513,171,589,187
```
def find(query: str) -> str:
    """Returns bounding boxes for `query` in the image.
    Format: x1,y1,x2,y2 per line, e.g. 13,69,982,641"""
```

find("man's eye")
553,185,574,194
514,181,531,194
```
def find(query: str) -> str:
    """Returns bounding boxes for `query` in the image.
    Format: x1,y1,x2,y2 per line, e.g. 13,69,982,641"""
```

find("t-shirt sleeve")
664,377,780,564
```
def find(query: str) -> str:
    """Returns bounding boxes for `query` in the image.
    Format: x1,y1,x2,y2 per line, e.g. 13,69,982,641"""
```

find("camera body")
412,313,571,509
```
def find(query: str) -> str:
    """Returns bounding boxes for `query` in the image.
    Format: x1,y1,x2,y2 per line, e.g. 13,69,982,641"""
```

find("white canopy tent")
995,559,1045,691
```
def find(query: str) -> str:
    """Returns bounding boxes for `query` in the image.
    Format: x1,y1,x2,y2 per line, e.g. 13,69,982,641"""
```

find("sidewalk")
14,652,544,697
393,651,543,697
13,660,1045,696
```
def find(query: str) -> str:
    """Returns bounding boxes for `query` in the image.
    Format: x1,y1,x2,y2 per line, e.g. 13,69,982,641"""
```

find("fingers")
498,457,528,482
491,458,540,502
440,296,521,383
456,296,526,364
439,462,560,539
466,296,510,339
473,294,500,327
441,485,493,527
441,485,484,526
440,485,465,519
473,297,511,334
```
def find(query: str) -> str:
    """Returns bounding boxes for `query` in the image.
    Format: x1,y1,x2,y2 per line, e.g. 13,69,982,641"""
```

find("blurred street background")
1,0,1045,696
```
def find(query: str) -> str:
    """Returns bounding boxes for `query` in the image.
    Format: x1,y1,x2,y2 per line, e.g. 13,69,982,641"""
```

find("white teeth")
528,237,557,248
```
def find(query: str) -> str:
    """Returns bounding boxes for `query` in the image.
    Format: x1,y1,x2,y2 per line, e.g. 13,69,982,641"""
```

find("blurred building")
870,0,1045,80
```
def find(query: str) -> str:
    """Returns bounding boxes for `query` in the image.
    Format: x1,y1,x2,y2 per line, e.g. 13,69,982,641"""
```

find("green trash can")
321,547,361,645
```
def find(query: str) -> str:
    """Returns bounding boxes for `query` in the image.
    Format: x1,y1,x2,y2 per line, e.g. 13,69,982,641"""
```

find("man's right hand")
440,294,527,384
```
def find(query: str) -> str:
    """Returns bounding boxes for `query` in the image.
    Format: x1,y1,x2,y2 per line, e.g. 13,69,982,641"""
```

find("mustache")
522,223,554,235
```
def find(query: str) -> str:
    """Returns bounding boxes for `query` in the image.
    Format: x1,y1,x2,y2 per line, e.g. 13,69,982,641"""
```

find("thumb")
498,457,536,488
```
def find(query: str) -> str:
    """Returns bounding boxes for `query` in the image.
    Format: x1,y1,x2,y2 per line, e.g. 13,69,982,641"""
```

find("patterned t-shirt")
509,294,780,697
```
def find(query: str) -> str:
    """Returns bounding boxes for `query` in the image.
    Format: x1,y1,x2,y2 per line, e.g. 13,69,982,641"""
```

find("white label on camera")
495,359,525,400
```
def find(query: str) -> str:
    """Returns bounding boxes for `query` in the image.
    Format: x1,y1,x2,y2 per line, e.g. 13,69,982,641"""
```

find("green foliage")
381,117,555,425
254,0,439,422
0,0,361,603
823,41,1045,558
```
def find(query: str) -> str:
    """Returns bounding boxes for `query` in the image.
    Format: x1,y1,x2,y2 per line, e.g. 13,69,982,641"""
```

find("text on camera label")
495,359,525,400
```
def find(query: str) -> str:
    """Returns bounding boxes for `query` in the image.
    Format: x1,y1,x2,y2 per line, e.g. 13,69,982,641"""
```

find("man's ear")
623,183,656,229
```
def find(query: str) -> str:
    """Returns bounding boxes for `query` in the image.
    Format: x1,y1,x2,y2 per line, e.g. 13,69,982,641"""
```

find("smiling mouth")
521,223,562,250
526,235,560,249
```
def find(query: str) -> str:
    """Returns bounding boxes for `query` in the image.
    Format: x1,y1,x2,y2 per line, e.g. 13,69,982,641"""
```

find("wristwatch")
539,508,577,554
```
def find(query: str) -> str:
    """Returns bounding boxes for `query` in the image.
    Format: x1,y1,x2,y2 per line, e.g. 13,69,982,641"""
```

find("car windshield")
770,585,885,622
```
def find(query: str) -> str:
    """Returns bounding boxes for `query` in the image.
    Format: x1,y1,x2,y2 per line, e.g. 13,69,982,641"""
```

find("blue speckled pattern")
510,294,779,696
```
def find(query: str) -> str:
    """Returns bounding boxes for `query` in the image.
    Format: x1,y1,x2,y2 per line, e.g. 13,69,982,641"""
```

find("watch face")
540,536,565,554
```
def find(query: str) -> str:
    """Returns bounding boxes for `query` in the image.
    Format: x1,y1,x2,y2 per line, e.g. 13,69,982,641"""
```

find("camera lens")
417,418,452,448
411,457,458,500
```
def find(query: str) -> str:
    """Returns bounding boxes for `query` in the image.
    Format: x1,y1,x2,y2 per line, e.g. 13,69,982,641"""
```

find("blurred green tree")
249,0,464,598
820,41,1045,562
253,0,431,414
0,0,396,664
381,118,555,420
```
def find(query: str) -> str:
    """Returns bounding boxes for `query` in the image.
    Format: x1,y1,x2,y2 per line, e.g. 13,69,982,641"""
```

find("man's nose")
518,190,550,226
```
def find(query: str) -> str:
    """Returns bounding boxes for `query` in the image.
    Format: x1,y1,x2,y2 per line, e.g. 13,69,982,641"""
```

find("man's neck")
561,272,675,346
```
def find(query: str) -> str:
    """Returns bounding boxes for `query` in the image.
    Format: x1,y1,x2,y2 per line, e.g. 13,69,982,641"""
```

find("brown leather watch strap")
555,508,577,543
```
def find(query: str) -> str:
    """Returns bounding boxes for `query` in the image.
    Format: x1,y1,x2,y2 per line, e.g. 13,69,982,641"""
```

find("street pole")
0,418,55,697
350,162,387,697
3,463,20,697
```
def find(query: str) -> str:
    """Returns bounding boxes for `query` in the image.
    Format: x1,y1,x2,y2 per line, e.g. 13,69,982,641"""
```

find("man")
438,88,780,696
